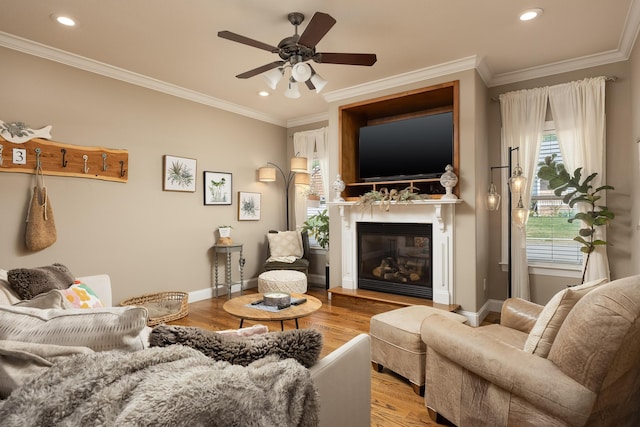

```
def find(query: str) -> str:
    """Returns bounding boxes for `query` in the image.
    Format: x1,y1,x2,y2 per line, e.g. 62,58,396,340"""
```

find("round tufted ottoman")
258,270,307,294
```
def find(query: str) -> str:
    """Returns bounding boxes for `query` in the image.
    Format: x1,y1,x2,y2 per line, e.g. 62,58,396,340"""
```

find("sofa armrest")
500,297,543,334
422,315,595,425
309,334,371,427
77,274,112,307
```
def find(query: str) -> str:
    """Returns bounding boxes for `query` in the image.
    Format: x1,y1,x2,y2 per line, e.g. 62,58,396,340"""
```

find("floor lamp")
258,157,309,230
487,146,527,298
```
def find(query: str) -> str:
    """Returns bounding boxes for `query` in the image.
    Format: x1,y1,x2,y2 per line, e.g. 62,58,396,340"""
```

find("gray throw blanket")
0,345,319,427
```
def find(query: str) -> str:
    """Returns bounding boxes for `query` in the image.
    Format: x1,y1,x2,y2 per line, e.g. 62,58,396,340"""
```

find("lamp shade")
290,156,308,173
310,72,328,93
294,172,310,186
284,80,301,98
262,68,284,90
512,196,529,228
508,165,527,194
258,166,276,182
486,183,501,211
291,62,312,82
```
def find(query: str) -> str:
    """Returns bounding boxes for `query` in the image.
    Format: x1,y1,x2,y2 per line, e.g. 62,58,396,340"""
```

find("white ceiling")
1,0,638,127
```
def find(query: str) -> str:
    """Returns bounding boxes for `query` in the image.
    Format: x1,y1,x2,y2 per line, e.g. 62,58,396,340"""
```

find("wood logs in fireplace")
372,257,422,283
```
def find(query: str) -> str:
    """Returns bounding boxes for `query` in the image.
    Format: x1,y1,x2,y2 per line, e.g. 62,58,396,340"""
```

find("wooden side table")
212,243,245,299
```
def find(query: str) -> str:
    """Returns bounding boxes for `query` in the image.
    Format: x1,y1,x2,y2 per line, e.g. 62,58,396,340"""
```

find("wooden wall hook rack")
0,136,128,183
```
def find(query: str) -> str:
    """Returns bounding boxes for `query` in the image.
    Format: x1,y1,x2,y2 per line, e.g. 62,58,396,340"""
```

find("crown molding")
0,31,286,127
322,56,479,103
488,49,628,87
286,112,329,128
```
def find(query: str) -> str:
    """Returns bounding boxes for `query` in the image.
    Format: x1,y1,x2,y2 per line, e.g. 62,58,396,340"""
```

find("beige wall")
630,32,640,273
487,61,636,305
0,47,287,304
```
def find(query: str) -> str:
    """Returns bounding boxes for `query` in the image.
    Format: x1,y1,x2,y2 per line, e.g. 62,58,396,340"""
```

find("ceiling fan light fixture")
284,79,301,98
310,72,328,93
291,62,312,82
262,68,284,90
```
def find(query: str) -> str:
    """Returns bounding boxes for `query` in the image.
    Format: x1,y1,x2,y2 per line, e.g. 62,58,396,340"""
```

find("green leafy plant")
301,209,329,250
218,225,233,229
537,154,615,283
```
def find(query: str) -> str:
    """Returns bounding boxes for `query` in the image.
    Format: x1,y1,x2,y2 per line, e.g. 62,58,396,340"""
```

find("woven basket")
120,291,189,326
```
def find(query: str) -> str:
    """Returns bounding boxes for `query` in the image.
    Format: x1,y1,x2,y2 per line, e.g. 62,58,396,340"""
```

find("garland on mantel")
357,186,425,212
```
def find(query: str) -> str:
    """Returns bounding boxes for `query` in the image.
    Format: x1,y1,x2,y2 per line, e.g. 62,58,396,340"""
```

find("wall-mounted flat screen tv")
358,111,453,182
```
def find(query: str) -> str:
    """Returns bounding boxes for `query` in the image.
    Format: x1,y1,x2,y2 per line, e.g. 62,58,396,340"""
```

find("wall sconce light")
487,146,527,297
258,156,309,230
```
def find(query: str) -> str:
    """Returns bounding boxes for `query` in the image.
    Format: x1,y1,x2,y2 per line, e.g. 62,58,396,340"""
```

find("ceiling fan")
218,12,377,95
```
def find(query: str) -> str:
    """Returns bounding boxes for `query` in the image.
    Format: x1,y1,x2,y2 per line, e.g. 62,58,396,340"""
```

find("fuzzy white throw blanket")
0,345,319,426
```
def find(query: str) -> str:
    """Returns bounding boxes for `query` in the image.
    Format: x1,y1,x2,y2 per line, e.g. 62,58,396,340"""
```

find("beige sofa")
0,271,372,427
421,275,640,427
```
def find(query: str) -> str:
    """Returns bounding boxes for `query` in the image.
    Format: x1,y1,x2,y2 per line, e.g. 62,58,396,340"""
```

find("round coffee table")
223,293,322,330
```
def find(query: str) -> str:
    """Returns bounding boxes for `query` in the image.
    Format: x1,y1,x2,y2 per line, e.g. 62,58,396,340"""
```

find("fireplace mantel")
328,199,462,305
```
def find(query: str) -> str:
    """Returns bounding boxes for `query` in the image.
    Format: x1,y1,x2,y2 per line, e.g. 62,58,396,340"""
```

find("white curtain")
292,127,328,229
549,76,609,281
499,87,548,300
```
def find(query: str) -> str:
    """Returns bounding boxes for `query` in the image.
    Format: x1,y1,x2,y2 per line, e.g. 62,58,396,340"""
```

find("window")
526,122,582,265
306,158,327,248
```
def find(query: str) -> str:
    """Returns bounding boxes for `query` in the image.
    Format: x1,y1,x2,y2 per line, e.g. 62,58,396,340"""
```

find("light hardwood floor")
168,286,480,426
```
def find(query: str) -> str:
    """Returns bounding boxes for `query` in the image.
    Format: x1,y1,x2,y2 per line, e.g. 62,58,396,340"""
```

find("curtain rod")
490,76,617,102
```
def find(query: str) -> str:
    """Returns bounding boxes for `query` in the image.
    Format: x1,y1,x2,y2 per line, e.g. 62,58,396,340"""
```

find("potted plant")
302,210,329,251
537,154,615,283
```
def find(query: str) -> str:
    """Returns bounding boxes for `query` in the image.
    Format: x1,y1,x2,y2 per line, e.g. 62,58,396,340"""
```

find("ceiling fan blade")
297,12,336,48
314,52,377,66
218,30,279,53
236,61,285,79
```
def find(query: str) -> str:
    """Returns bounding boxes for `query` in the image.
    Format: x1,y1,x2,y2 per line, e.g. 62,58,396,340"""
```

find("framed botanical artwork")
203,171,232,205
163,155,197,192
238,191,261,220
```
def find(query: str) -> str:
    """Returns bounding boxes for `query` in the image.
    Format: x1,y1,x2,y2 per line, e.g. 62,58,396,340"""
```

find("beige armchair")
421,275,640,427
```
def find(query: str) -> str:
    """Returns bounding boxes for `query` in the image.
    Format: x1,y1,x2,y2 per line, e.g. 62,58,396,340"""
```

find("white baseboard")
189,278,258,303
458,298,503,327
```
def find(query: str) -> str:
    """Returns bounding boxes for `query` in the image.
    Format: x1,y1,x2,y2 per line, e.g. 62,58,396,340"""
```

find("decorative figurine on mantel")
439,164,458,200
332,174,345,202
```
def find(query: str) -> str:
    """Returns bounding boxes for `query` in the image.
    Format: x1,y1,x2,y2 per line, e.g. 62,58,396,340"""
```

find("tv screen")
358,111,453,182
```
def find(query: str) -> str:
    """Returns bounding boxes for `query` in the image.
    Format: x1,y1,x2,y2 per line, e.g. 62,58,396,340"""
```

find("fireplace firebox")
357,222,432,299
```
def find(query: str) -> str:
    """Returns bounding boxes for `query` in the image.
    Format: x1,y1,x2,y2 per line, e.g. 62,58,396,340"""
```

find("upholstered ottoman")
258,270,307,294
370,305,468,395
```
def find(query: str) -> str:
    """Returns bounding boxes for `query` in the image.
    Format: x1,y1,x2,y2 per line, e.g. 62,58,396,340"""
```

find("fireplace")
332,199,459,306
357,222,432,299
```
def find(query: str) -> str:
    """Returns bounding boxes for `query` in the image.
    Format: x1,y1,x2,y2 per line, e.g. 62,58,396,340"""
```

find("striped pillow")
0,305,149,352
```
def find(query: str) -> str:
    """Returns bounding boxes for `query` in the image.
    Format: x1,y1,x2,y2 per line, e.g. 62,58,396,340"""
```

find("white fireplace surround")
330,199,462,306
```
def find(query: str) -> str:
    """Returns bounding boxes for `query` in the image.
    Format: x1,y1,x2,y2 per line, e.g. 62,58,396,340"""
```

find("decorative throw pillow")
12,289,72,310
0,305,149,352
0,269,21,305
268,231,304,258
149,325,322,368
7,263,75,300
0,340,94,399
57,281,104,308
523,277,609,357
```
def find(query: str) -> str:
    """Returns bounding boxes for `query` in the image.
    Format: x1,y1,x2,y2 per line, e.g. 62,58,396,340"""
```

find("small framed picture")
163,155,197,192
203,171,232,205
238,191,261,220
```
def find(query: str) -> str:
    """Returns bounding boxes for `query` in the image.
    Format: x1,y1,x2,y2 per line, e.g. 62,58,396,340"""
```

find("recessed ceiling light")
520,8,543,21
52,14,77,27
258,91,270,97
